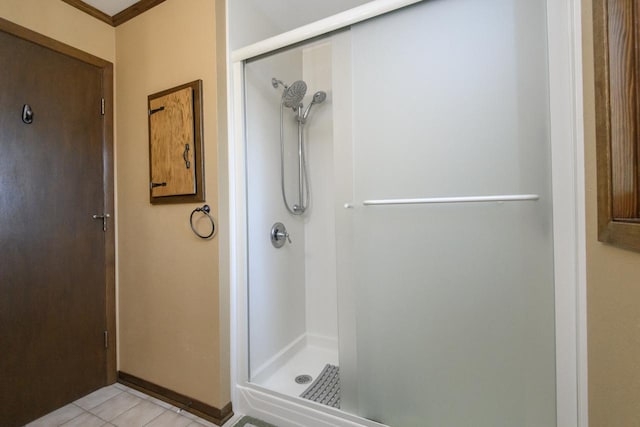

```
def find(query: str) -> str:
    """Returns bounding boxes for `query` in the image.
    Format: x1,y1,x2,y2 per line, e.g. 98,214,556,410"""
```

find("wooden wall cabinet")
593,0,640,251
148,80,204,204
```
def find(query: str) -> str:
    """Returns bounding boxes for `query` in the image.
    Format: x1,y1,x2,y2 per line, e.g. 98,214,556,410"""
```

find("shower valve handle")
277,230,292,244
270,222,291,248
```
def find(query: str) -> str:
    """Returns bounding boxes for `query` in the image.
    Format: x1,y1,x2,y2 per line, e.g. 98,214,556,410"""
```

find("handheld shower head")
312,91,327,104
302,91,327,120
282,80,307,109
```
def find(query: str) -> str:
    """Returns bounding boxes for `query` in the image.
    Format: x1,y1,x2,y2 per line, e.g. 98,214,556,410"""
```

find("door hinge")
101,98,105,116
104,330,108,349
149,106,165,115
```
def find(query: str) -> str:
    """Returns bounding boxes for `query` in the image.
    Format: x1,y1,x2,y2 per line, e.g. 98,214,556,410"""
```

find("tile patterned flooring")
25,383,220,427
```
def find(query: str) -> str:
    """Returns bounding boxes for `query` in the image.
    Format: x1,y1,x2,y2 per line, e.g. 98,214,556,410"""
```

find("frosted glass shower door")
338,1,556,426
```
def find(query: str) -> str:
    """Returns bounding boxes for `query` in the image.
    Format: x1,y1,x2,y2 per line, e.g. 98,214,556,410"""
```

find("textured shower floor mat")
300,364,341,408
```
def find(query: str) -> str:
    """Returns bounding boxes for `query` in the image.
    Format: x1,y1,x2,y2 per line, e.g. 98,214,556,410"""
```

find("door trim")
0,17,117,384
546,0,588,425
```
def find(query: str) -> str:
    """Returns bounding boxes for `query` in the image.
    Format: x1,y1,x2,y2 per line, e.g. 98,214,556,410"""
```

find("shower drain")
295,374,313,384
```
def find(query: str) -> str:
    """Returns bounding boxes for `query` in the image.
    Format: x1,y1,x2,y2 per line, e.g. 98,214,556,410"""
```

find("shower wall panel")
302,41,339,346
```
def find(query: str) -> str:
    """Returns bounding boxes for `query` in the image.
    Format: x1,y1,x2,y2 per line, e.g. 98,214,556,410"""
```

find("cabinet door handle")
150,182,167,188
183,144,191,169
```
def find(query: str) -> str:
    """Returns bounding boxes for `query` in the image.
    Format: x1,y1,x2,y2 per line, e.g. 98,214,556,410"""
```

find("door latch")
92,213,111,232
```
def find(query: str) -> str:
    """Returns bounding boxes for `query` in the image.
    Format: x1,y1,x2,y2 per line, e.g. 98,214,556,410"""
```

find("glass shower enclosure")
241,1,556,425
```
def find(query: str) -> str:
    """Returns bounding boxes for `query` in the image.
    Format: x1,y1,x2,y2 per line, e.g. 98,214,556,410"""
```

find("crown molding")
61,0,167,27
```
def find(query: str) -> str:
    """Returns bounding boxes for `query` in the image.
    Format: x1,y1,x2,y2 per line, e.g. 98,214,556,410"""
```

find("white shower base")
254,336,338,399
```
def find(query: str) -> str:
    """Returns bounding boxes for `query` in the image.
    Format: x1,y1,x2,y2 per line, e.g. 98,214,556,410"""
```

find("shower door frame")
227,0,587,426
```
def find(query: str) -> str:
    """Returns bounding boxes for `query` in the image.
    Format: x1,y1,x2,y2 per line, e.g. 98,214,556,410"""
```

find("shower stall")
230,0,582,426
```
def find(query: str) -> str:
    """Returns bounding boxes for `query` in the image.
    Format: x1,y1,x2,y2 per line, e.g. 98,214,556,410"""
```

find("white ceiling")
81,0,140,16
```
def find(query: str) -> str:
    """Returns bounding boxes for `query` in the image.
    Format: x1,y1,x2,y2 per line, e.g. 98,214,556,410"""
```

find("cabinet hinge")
104,330,108,349
149,106,165,115
101,98,105,116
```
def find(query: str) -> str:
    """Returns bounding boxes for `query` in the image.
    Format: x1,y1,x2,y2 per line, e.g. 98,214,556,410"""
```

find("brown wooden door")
0,31,108,426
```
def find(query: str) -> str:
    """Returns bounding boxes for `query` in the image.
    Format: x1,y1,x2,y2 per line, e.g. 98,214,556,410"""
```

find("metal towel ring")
190,204,216,239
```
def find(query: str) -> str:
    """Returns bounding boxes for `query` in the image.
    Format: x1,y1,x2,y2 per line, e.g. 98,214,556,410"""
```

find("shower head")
312,91,327,104
282,80,307,109
302,91,327,120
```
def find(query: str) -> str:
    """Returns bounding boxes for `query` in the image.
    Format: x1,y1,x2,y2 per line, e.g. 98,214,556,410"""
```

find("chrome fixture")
302,91,327,122
273,77,327,215
362,194,540,206
271,222,291,248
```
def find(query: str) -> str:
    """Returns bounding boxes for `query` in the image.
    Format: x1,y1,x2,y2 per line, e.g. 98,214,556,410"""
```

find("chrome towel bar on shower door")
361,194,540,206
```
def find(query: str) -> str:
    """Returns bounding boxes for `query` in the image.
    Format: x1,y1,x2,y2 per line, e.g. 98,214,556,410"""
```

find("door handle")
92,213,110,232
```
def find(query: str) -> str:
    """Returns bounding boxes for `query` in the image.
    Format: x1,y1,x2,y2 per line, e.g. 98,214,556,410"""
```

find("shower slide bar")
362,194,540,206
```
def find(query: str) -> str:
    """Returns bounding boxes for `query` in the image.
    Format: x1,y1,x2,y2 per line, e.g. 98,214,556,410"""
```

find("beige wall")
583,0,640,424
0,0,115,62
115,0,228,408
